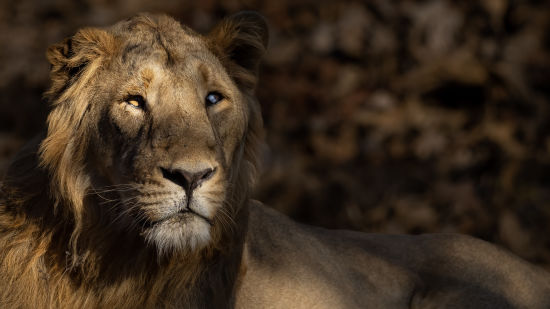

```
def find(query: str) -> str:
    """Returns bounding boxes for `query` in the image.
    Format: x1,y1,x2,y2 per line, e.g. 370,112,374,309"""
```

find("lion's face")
94,34,246,253
41,13,267,255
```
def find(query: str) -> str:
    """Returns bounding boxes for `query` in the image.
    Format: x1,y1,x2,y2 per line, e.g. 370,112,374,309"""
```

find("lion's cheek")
108,103,146,139
218,128,244,166
212,106,247,165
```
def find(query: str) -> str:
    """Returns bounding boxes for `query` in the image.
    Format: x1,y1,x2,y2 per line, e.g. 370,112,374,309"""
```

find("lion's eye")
205,92,224,107
125,95,145,109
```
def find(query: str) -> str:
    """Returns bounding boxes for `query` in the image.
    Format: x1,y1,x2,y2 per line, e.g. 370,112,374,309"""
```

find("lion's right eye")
205,92,224,107
124,95,145,109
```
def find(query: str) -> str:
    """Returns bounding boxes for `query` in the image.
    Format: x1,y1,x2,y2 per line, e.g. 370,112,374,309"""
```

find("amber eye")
205,92,224,107
125,95,145,109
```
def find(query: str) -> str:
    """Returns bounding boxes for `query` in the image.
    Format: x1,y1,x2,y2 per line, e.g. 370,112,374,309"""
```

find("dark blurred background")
1,0,549,270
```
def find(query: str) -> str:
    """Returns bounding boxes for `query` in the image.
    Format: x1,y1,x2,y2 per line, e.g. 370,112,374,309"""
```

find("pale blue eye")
205,92,223,106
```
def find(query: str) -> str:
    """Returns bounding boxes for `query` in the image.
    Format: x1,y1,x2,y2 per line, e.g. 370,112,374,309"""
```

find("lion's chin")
141,213,212,255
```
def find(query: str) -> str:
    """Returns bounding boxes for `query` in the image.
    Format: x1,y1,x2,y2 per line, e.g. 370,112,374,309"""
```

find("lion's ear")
45,28,115,100
207,11,269,90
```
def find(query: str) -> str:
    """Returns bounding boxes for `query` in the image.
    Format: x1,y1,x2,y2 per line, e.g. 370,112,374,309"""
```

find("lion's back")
405,233,550,308
240,201,550,308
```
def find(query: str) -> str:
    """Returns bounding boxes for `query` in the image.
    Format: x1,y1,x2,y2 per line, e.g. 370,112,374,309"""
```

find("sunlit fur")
0,12,267,308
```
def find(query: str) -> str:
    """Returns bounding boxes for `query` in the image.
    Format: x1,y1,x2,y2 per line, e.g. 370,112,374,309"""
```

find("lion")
0,12,549,309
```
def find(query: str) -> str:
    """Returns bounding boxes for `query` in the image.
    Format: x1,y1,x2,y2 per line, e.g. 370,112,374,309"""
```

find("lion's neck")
0,195,248,308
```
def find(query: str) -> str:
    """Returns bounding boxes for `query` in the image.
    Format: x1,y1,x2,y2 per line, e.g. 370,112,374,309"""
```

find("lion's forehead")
117,38,210,71
110,14,210,67
113,39,226,91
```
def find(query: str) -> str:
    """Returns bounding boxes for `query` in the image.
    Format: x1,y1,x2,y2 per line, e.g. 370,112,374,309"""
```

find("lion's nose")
161,167,217,193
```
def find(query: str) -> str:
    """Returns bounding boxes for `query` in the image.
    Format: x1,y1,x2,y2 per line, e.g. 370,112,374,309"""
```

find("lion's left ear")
207,11,269,90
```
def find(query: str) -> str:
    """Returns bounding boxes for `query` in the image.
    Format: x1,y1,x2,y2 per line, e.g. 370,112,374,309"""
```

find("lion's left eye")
205,92,224,107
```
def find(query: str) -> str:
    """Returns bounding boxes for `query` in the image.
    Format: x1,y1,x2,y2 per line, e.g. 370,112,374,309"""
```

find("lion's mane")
0,12,267,308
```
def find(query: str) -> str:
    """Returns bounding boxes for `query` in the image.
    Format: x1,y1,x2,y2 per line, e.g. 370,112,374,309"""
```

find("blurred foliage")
0,0,549,269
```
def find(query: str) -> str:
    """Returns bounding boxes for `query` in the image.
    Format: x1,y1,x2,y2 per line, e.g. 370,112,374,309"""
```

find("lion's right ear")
45,28,115,101
207,11,269,91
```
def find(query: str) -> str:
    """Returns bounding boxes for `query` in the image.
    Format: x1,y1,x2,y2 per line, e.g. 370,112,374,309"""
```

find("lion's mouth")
143,208,213,229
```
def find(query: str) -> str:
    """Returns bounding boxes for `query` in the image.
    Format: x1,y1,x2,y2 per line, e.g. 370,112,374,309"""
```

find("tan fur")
1,12,549,309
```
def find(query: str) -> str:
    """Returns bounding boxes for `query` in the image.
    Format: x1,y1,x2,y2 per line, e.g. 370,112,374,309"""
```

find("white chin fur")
143,215,212,255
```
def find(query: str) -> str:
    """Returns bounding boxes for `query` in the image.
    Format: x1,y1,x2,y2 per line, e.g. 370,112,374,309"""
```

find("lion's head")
39,12,268,256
